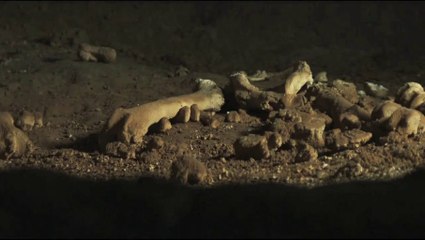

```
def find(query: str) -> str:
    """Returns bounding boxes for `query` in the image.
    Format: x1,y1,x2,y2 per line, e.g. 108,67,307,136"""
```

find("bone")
371,101,402,124
310,86,371,129
386,108,423,135
98,78,224,148
78,43,117,63
279,93,307,109
0,112,14,126
229,61,314,111
15,110,35,132
396,82,424,107
190,104,200,122
173,106,191,123
170,155,208,185
283,61,314,95
371,100,425,136
229,71,283,111
157,117,172,133
409,92,425,110
234,134,270,160
0,112,33,159
394,82,425,117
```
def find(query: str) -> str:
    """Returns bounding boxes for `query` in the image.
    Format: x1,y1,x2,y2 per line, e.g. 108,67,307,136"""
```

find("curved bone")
229,61,313,111
99,79,224,148
283,61,314,95
229,71,283,111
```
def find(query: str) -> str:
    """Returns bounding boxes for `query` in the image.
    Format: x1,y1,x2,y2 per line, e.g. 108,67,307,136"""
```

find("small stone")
201,112,220,129
317,171,327,179
210,118,220,129
332,79,359,104
295,142,318,162
278,109,302,122
147,136,164,151
234,134,270,160
314,71,328,82
175,65,190,77
326,129,372,150
170,155,207,184
364,82,389,98
358,90,366,97
225,111,241,123
16,110,35,131
34,112,44,128
337,112,361,130
293,117,326,147
264,131,283,151
104,141,137,159
78,43,116,63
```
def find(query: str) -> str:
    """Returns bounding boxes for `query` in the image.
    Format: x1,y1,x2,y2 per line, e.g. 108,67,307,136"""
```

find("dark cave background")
1,1,425,238
1,1,424,76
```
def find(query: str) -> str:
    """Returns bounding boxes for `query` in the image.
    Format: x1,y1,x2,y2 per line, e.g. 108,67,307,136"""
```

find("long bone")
98,79,225,148
229,61,313,111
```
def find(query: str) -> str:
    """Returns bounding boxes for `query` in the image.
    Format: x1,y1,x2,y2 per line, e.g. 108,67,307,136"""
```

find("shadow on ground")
0,167,424,238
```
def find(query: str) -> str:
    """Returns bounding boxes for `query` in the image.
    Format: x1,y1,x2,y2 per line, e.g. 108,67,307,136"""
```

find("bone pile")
1,59,424,185
97,60,425,165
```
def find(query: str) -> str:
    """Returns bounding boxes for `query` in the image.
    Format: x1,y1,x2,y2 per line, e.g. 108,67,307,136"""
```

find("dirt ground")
1,1,425,238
